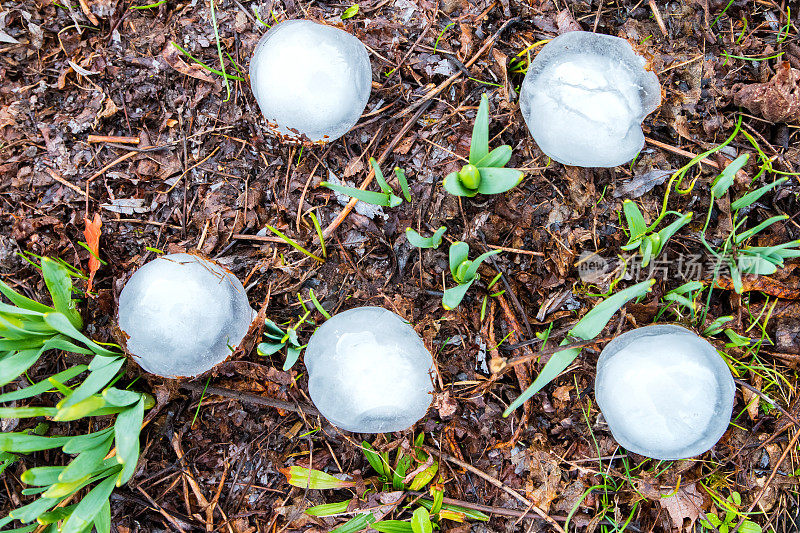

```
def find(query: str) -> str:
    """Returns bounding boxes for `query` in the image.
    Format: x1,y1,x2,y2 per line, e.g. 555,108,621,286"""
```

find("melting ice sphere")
519,31,661,167
595,325,735,460
305,307,433,433
249,20,372,143
118,253,254,378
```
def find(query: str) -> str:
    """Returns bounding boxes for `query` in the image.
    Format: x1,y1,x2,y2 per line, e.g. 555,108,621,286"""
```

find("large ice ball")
305,307,434,433
519,31,661,167
595,325,735,460
249,20,372,143
118,253,254,378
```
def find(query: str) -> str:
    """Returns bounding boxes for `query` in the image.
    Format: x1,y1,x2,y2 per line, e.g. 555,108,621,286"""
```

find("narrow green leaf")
58,358,124,410
281,466,356,490
60,473,118,533
405,227,446,249
622,200,648,241
93,499,111,533
408,457,438,491
308,288,331,319
41,258,82,330
395,167,412,203
442,279,474,310
283,345,302,370
115,397,144,486
711,154,748,199
321,182,393,207
655,212,692,254
58,436,113,483
42,313,119,356
731,177,788,211
361,441,388,477
503,279,655,416
475,145,512,168
469,94,490,165
442,172,478,197
264,224,324,262
306,500,352,517
0,349,44,387
257,342,285,356
734,215,789,244
370,158,393,194
21,466,65,486
341,4,359,19
417,499,490,521
0,365,87,404
411,507,432,533
102,387,143,407
463,249,501,281
63,428,114,454
373,521,414,533
0,279,54,314
448,242,470,278
8,497,58,523
475,167,524,195
331,513,375,533
0,406,57,419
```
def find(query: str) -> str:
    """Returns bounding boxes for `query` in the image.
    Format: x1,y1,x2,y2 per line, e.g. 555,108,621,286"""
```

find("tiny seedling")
700,490,762,533
341,3,359,19
294,434,488,531
257,313,311,370
442,242,501,310
621,199,692,268
405,227,446,249
322,158,411,208
442,94,524,197
699,156,800,293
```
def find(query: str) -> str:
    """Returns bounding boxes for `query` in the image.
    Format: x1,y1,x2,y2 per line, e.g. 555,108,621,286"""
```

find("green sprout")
442,242,500,310
699,156,800,293
257,312,313,370
322,158,411,208
405,227,446,249
621,200,693,268
296,434,488,532
442,94,524,197
700,489,762,533
341,3,359,19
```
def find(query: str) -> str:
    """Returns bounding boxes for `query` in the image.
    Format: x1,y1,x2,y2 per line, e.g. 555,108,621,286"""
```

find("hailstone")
594,324,735,460
249,19,372,143
117,253,254,378
519,31,661,167
304,307,434,433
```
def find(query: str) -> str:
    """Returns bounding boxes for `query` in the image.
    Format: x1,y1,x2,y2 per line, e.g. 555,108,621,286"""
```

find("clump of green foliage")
442,242,500,310
442,94,524,197
283,433,488,532
322,158,411,208
0,257,151,532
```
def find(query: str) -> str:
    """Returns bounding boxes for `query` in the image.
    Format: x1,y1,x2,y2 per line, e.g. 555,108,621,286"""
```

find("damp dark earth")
2,0,800,532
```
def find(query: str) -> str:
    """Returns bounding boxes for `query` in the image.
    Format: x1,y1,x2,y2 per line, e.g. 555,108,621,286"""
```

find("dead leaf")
161,42,217,84
433,390,457,418
713,275,800,299
556,9,582,34
733,62,800,123
659,482,704,532
83,213,102,293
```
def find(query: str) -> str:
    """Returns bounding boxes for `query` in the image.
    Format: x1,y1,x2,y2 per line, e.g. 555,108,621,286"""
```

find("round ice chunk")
249,20,372,143
305,307,434,433
519,31,661,167
117,253,254,378
595,325,735,460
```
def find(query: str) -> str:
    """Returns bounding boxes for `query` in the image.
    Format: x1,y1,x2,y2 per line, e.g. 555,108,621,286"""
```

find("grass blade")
264,225,324,262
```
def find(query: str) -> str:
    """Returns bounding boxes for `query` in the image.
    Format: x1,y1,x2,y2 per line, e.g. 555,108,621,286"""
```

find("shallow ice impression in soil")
519,31,661,167
305,307,433,433
595,325,735,460
249,20,372,143
118,253,254,378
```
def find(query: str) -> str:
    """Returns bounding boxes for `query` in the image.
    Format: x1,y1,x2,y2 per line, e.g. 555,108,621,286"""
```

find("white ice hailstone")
594,324,735,460
249,19,372,143
117,253,254,378
519,31,661,167
304,307,434,433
